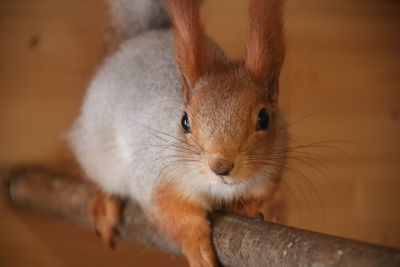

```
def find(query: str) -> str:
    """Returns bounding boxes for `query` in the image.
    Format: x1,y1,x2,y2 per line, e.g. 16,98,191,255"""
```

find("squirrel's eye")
181,112,191,133
256,108,269,131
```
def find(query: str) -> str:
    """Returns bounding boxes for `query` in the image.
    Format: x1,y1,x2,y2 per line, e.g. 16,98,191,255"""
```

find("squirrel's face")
180,67,284,186
167,0,285,195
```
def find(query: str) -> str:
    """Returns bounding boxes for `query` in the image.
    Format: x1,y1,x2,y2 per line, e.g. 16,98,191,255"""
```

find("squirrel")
68,0,287,266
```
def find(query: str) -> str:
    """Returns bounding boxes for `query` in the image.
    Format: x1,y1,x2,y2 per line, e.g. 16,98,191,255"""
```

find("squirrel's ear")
166,0,211,103
245,0,285,105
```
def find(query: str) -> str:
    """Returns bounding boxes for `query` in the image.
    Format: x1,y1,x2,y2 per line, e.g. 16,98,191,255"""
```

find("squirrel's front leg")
153,182,217,267
229,197,265,219
228,189,285,223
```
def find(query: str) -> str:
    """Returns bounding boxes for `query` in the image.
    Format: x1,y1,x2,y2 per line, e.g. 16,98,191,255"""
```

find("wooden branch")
2,166,400,266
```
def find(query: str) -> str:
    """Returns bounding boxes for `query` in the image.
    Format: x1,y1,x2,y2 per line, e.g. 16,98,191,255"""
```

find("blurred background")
0,0,399,266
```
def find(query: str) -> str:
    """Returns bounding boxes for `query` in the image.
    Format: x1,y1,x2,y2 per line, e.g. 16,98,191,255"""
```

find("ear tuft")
245,0,285,104
165,0,209,102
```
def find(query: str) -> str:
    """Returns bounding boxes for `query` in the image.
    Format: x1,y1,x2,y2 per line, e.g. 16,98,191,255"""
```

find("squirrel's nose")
209,159,234,176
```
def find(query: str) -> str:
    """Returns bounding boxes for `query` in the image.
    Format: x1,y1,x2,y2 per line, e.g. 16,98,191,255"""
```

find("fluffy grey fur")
107,0,170,37
69,29,183,210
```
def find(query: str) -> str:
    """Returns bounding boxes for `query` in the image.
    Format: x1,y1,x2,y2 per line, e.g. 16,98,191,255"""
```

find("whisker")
150,133,200,155
128,119,203,152
286,168,313,225
279,178,302,222
276,110,324,133
145,144,200,157
284,162,326,226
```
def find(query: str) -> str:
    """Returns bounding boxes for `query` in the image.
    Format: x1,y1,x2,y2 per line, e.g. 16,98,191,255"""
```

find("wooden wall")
1,0,399,266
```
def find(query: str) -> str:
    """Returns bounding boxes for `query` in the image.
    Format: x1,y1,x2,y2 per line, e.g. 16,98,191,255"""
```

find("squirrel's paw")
228,198,264,219
182,235,217,267
89,190,122,249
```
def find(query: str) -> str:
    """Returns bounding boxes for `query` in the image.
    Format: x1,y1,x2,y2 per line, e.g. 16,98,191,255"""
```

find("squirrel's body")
69,30,181,212
69,0,287,265
69,28,285,215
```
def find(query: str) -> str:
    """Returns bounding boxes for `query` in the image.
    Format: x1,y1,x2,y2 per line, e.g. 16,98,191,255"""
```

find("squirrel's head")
166,0,286,196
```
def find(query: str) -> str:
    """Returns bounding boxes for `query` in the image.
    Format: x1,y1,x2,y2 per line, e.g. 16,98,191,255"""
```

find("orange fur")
153,182,216,267
166,0,211,102
185,66,283,185
246,0,285,103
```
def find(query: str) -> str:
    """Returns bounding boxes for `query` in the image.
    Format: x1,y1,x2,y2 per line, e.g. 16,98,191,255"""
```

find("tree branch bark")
1,166,400,266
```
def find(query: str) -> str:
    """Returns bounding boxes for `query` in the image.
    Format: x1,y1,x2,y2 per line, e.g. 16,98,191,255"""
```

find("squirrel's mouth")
208,176,246,187
220,176,233,185
219,176,244,186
